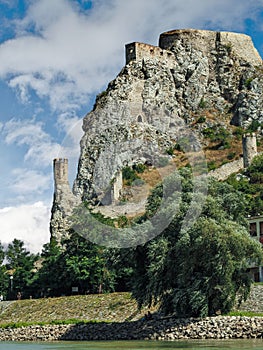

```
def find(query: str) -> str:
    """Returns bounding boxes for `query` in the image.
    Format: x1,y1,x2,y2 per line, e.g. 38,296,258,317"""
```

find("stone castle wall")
50,158,80,243
125,42,175,67
209,158,244,181
242,133,258,168
209,134,258,181
159,29,262,66
51,29,263,241
126,30,262,68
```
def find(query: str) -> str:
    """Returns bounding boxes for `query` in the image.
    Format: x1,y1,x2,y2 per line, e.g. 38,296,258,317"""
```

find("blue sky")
0,0,263,253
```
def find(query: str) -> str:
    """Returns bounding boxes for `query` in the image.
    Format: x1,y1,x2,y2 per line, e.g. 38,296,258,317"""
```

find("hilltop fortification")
50,29,263,243
50,158,80,243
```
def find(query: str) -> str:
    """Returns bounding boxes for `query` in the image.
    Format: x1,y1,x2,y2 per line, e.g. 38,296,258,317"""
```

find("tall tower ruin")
50,158,80,244
53,158,69,186
242,133,257,168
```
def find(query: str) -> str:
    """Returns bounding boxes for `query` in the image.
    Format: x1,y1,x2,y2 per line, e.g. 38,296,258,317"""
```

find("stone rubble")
0,316,263,341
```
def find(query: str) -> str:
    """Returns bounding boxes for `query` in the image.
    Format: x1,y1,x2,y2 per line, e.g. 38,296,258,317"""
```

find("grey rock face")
50,159,81,243
74,29,262,203
50,29,263,242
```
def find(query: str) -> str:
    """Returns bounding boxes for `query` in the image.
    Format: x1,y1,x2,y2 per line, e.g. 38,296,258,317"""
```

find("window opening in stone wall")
137,115,143,122
250,222,257,236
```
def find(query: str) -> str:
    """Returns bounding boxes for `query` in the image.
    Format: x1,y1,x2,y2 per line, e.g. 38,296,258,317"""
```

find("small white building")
248,214,263,281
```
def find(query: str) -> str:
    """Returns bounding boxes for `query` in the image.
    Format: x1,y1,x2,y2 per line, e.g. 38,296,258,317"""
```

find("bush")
207,161,217,171
196,116,206,123
122,166,139,185
227,152,236,160
244,77,254,89
132,178,145,187
156,157,169,168
246,120,261,133
174,143,182,151
166,147,174,156
132,163,146,173
233,127,244,140
198,98,207,109
203,126,231,149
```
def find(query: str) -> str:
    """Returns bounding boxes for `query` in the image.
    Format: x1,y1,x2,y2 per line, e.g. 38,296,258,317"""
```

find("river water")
0,340,262,350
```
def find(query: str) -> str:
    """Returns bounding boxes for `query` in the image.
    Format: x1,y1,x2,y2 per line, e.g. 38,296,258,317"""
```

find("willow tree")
132,170,263,317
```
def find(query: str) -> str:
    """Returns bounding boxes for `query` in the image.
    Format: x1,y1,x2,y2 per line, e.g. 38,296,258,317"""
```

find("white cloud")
1,115,82,168
0,0,263,253
2,118,62,166
1,116,81,190
11,168,51,195
0,0,261,112
57,113,83,158
0,202,50,253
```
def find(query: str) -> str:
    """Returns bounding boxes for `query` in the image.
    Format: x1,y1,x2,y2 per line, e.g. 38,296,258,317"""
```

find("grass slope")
0,293,154,326
0,286,263,328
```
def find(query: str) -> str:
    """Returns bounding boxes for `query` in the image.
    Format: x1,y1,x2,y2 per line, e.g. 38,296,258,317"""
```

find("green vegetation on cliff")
227,153,263,215
1,157,263,320
131,168,262,318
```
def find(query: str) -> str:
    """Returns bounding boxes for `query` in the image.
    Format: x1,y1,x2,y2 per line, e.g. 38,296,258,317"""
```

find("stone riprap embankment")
0,316,263,341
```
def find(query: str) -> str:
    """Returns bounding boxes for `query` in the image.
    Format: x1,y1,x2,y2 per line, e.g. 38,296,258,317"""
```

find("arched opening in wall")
137,115,143,123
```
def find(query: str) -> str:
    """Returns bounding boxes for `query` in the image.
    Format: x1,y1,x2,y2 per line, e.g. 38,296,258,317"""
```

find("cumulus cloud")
0,115,82,197
1,115,82,168
11,168,51,195
0,0,263,253
56,113,83,157
0,0,262,111
2,118,62,166
0,202,50,253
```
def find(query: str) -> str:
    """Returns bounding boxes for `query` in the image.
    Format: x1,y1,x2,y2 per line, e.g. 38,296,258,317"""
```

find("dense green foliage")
122,166,139,185
131,169,263,317
31,233,122,297
0,239,38,300
227,154,263,215
202,126,231,149
0,158,262,319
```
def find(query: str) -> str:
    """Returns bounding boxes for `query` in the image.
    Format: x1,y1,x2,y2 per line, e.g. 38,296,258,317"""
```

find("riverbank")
0,316,262,341
0,285,263,341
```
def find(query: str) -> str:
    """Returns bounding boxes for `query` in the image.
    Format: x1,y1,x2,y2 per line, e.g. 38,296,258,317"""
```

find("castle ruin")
50,158,80,244
50,133,259,243
242,133,258,168
50,29,262,244
126,29,262,67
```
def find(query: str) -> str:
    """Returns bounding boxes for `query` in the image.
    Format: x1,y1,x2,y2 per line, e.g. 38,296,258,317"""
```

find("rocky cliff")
50,29,263,243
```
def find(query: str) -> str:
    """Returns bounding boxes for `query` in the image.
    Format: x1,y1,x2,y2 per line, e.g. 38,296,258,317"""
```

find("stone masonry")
50,29,263,242
50,158,80,244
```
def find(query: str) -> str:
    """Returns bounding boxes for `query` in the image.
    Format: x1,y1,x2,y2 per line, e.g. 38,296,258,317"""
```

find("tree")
0,242,9,299
60,231,115,294
132,170,263,317
35,232,117,297
5,239,38,299
227,154,263,215
31,238,64,297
